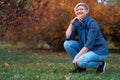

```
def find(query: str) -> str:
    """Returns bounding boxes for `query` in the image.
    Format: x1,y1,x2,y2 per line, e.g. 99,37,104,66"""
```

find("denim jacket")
65,17,108,55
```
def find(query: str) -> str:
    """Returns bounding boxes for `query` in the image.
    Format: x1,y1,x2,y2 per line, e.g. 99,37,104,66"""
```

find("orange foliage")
1,0,120,50
40,0,120,50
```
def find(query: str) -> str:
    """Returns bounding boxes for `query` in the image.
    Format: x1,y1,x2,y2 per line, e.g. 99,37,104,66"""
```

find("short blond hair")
74,3,89,12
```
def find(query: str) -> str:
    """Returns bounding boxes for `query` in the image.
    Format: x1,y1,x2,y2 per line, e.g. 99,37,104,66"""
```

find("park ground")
0,42,120,80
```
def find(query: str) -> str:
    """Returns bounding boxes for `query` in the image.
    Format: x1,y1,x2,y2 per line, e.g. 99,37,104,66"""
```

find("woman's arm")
72,47,89,67
65,23,73,39
65,17,80,39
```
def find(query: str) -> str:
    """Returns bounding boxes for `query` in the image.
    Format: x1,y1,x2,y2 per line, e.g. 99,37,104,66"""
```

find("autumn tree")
0,0,120,51
0,0,48,48
0,0,29,42
41,0,120,51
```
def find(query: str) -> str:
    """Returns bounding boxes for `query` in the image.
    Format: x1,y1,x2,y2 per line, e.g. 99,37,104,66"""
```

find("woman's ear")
86,10,89,14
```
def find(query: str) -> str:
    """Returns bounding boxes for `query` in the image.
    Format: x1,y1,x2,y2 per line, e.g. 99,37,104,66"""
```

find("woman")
63,3,108,74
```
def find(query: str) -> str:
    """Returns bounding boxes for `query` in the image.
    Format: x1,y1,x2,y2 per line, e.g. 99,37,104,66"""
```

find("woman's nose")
78,9,82,12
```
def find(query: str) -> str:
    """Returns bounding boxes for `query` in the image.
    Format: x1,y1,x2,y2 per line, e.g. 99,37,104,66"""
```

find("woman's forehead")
76,6,85,9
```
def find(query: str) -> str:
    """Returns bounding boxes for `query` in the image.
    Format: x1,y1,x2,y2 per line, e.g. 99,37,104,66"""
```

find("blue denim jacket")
65,17,108,55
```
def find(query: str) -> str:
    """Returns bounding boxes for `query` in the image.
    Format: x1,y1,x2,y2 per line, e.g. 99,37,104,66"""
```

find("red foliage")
0,0,120,50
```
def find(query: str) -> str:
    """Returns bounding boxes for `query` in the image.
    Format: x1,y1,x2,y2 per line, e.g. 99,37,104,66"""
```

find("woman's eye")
76,8,84,11
76,9,79,11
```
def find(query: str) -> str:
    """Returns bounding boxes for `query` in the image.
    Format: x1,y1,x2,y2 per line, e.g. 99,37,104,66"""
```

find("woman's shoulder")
88,17,96,24
88,17,99,29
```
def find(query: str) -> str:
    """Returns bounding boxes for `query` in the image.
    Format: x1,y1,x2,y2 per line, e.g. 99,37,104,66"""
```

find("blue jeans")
63,40,107,69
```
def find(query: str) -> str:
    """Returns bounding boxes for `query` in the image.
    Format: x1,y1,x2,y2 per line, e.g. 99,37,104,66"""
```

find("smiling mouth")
77,12,83,15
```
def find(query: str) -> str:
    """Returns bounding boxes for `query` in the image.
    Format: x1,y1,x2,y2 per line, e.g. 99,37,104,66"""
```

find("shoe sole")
101,62,106,74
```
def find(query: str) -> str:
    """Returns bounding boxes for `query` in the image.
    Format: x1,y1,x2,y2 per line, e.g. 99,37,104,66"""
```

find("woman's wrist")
70,20,73,24
70,20,75,25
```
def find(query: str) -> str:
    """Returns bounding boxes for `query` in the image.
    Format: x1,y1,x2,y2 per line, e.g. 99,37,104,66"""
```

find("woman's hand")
72,47,89,68
70,17,79,24
70,16,83,24
72,57,78,68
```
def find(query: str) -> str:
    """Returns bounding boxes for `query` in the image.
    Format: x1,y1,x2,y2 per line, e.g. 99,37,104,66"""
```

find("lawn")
0,48,120,80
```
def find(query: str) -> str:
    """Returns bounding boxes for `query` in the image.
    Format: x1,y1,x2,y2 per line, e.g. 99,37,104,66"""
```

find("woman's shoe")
69,67,86,73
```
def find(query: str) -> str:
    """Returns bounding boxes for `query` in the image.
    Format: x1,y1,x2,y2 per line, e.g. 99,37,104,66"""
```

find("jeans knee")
77,59,87,68
63,41,71,50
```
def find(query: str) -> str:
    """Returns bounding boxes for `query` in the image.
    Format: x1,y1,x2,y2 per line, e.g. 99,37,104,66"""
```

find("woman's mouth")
77,12,83,15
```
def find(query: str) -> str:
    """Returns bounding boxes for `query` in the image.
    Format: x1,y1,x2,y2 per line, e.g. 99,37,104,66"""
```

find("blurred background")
0,0,120,52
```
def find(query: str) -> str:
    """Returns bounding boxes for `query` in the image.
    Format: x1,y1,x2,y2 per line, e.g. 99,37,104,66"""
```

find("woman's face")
75,6,88,20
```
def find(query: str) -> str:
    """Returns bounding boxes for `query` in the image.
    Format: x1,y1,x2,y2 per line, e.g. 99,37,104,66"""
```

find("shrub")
0,0,120,51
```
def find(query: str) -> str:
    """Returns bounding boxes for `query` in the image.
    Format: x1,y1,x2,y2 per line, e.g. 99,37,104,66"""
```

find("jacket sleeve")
84,20,99,49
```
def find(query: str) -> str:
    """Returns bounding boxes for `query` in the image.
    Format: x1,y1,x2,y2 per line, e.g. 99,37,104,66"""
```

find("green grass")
0,46,120,80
